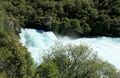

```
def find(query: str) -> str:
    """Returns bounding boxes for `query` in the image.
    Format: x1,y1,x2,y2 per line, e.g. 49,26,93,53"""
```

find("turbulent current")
20,28,120,69
19,29,57,64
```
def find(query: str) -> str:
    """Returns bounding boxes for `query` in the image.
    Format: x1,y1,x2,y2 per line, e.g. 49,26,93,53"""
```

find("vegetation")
0,0,120,78
0,0,120,37
35,44,119,78
0,5,34,78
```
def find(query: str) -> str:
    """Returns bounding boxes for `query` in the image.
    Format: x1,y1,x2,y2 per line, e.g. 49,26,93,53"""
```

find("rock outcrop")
7,17,21,34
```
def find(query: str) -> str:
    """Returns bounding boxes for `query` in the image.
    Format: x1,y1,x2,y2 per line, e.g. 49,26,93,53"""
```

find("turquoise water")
19,28,57,64
20,28,120,69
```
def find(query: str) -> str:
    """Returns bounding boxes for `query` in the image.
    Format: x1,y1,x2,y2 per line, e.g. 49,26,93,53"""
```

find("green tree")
35,62,58,78
0,34,34,78
36,44,118,78
0,5,34,78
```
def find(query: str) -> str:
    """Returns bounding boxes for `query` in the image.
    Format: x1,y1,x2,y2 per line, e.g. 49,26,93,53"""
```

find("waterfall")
20,28,120,69
19,28,57,64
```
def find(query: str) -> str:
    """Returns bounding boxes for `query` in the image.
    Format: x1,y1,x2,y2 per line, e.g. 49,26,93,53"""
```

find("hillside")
1,0,120,37
0,0,120,78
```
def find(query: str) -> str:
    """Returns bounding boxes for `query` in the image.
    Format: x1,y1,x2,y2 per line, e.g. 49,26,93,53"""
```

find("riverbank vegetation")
0,7,34,78
35,44,120,78
1,0,120,37
1,0,120,78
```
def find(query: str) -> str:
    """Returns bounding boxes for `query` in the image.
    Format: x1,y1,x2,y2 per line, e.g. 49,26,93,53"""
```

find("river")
19,28,120,69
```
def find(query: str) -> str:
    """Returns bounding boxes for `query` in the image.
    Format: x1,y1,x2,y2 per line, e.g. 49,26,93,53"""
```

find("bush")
0,35,34,78
36,44,118,78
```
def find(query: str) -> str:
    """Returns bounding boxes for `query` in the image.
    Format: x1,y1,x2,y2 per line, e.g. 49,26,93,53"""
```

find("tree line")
1,0,120,37
0,0,120,78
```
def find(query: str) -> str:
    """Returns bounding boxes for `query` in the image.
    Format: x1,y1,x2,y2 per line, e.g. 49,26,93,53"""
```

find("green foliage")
0,14,8,38
0,3,34,78
0,34,34,78
1,0,120,77
93,14,111,35
52,18,91,37
1,0,120,36
35,62,58,78
36,44,118,78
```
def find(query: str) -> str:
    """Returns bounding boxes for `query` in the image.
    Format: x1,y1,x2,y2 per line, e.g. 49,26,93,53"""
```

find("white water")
19,29,57,64
20,28,120,69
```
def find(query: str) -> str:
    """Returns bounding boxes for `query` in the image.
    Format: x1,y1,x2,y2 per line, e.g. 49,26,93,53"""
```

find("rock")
7,17,21,34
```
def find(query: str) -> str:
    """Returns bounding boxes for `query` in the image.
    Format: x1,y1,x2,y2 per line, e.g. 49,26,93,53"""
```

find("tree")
36,44,118,78
35,62,58,78
0,34,34,78
0,6,34,77
93,14,111,35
